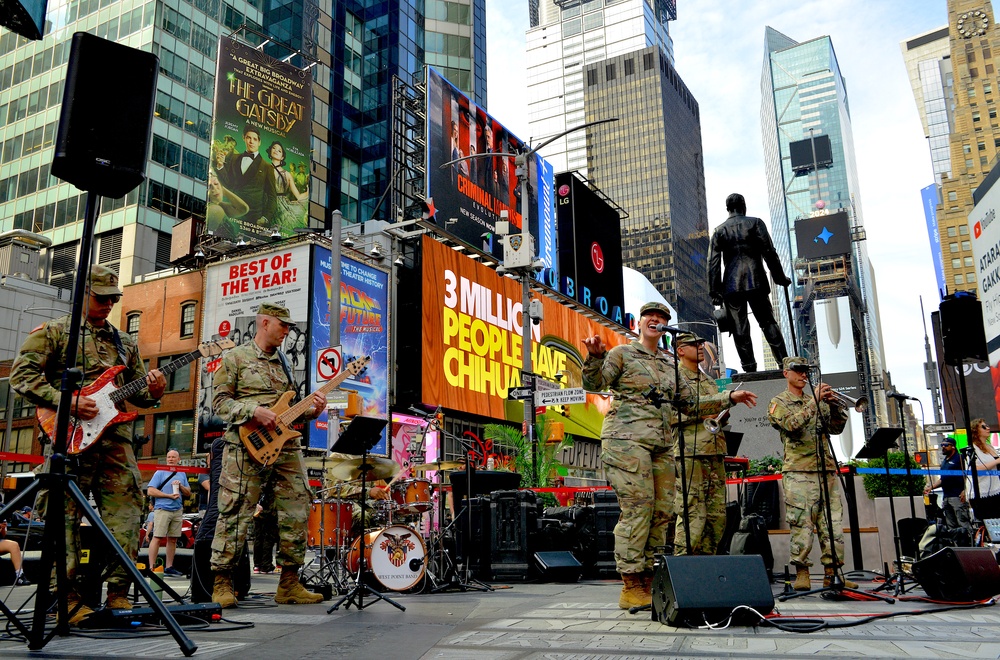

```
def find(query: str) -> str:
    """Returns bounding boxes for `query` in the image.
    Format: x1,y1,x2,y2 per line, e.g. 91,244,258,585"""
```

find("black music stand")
857,427,916,595
326,416,404,612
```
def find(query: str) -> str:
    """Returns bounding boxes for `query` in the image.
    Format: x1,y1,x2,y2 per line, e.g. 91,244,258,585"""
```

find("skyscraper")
525,0,674,175
583,45,710,323
760,27,887,432
933,1,1000,296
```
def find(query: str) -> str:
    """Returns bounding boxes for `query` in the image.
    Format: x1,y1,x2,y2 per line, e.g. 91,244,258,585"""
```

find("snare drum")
307,500,352,547
347,525,426,591
391,478,432,514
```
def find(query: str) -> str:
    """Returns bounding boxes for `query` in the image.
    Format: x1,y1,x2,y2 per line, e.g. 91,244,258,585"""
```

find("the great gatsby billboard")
208,37,312,242
425,67,556,273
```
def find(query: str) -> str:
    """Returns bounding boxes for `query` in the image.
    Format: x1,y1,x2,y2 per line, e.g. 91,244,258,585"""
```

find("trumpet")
826,388,868,413
704,409,730,435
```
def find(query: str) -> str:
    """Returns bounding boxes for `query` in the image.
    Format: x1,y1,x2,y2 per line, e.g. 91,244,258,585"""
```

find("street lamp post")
441,118,617,485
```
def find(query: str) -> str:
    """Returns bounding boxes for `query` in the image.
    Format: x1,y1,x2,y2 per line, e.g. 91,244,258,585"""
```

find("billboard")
199,245,312,451
554,172,625,324
425,67,556,272
209,37,312,243
309,247,390,454
420,236,628,440
794,211,852,260
968,174,1000,366
921,184,946,298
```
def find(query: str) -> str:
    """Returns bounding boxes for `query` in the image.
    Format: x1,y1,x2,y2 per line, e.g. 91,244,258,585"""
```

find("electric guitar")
240,355,371,465
37,339,235,454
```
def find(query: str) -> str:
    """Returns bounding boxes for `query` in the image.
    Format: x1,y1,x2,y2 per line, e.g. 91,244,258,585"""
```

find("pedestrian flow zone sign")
535,388,586,406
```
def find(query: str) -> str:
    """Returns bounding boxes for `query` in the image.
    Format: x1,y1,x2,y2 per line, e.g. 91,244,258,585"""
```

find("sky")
485,0,951,427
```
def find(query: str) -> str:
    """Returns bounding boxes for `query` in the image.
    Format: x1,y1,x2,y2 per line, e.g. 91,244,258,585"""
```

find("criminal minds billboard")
425,67,556,272
420,236,628,440
208,37,312,243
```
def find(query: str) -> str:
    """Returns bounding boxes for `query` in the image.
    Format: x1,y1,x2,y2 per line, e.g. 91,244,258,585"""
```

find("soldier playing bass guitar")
10,265,166,624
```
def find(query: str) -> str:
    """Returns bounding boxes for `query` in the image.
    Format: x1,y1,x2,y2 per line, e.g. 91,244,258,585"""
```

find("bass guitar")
37,339,235,454
240,355,370,465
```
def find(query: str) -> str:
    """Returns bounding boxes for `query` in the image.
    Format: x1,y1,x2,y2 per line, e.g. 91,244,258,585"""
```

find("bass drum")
347,525,426,591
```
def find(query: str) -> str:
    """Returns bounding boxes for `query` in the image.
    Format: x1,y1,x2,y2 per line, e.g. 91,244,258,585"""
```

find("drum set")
301,454,467,595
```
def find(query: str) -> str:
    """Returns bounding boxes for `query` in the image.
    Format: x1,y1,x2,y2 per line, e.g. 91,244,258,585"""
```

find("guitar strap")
275,350,299,403
109,325,129,367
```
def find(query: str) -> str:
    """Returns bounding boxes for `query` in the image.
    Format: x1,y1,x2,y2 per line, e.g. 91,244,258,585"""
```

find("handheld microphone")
653,324,682,334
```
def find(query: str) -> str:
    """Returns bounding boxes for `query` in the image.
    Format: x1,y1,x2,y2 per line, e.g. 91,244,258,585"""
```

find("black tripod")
327,416,404,612
779,372,892,604
0,192,196,654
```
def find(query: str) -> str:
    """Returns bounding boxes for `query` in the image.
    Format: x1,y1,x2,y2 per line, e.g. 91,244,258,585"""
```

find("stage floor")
0,567,995,659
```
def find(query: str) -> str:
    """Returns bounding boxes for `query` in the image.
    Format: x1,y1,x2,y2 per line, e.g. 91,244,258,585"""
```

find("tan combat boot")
106,584,132,610
823,566,858,589
274,565,323,604
793,566,812,591
63,589,95,626
618,573,650,610
212,571,237,609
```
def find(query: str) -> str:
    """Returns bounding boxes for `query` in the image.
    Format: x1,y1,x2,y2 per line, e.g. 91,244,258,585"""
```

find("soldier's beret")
639,302,671,319
89,265,122,296
258,302,296,326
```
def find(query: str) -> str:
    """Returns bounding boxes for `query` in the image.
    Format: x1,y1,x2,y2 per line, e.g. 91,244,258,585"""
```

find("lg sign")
591,242,605,273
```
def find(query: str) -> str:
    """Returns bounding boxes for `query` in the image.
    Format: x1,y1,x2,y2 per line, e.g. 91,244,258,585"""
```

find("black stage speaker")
939,293,988,365
51,32,158,198
534,551,582,583
651,554,774,627
911,547,1000,601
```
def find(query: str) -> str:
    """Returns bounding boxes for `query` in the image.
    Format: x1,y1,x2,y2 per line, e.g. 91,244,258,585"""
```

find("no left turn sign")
316,347,342,380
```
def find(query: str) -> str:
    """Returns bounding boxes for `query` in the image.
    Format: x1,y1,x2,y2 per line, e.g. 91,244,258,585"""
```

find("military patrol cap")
675,332,706,346
88,265,122,295
639,301,671,319
258,302,297,326
782,356,811,372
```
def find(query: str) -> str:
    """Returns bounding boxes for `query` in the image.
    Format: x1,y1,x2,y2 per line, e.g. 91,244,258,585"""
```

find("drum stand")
302,463,352,596
328,417,404,612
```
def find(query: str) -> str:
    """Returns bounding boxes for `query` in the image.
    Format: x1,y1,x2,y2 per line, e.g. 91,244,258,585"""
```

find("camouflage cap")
675,332,706,346
88,264,122,296
639,301,671,319
782,356,811,372
258,302,297,326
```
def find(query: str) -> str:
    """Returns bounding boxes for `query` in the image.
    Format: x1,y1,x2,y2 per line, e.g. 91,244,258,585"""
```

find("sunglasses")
92,293,121,305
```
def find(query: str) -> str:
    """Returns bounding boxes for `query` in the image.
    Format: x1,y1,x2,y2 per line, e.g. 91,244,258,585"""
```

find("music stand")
326,417,404,612
857,427,916,595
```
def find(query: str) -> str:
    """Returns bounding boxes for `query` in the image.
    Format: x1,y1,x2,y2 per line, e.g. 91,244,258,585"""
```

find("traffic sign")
508,387,534,400
316,346,342,381
535,378,560,392
924,423,956,434
535,388,586,406
326,391,349,410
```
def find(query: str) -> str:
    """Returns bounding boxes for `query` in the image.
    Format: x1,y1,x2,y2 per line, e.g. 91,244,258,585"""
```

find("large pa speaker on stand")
939,292,988,365
51,32,158,198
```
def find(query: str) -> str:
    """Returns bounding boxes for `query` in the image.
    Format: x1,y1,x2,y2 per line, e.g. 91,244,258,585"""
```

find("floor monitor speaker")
651,554,773,627
911,546,1000,601
51,32,158,198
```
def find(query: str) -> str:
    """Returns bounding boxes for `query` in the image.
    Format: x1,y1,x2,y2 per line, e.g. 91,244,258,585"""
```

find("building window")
959,224,970,235
624,58,634,76
586,69,597,86
967,272,977,283
950,242,959,253
965,256,974,267
127,312,140,339
605,63,615,81
962,240,971,251
180,302,196,338
974,111,981,122
161,354,191,393
948,191,958,201
954,273,965,285
153,412,194,456
952,258,962,269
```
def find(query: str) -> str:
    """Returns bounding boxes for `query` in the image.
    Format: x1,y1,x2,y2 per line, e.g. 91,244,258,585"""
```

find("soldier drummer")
582,302,755,610
209,302,326,607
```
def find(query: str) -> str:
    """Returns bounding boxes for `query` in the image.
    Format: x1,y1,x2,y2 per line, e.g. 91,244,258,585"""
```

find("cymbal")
410,460,466,472
327,455,400,481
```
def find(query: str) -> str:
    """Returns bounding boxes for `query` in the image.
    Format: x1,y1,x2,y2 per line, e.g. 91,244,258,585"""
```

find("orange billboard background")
421,236,629,438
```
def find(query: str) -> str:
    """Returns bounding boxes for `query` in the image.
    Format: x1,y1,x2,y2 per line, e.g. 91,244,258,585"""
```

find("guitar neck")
110,348,202,404
279,368,356,425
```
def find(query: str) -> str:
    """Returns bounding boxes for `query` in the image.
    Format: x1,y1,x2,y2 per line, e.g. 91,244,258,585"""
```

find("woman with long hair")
266,141,307,231
967,417,1000,521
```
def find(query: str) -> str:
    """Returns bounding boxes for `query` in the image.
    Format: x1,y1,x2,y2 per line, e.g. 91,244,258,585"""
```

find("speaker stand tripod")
0,191,196,655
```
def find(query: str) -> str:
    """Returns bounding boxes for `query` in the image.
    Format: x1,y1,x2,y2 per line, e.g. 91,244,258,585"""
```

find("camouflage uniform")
209,341,314,573
582,340,730,574
672,362,729,556
10,315,158,590
769,389,849,568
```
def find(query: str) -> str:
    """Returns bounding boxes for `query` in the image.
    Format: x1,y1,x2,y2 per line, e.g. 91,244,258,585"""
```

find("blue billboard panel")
922,184,946,299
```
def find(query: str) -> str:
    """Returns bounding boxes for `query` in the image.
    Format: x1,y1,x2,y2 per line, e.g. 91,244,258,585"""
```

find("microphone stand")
662,327,692,556
779,368,892,603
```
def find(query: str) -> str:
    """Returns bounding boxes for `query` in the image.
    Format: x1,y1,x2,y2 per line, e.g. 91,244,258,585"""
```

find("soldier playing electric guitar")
10,265,166,625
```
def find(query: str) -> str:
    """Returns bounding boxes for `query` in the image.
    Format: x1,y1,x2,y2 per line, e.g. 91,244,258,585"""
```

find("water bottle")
486,457,495,470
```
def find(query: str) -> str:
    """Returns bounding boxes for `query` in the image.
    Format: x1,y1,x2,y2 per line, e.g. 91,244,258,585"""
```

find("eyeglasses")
92,293,121,305
982,424,991,430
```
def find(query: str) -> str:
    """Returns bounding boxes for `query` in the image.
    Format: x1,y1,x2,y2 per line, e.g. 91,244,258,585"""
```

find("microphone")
653,324,682,334
886,391,918,401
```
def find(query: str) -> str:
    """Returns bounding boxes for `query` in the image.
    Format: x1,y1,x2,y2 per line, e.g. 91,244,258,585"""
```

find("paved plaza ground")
0,567,995,659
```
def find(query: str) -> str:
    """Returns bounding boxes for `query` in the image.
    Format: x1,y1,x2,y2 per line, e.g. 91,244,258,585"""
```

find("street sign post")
924,423,956,434
535,388,587,406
